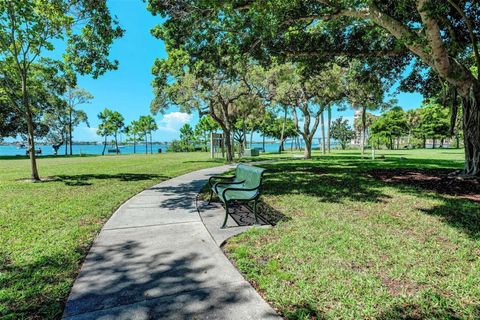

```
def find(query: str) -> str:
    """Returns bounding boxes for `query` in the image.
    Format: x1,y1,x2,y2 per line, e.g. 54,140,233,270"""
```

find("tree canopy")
148,0,480,175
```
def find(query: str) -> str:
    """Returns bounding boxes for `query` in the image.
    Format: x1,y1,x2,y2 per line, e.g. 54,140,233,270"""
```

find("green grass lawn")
227,148,480,319
2,148,478,319
0,152,223,319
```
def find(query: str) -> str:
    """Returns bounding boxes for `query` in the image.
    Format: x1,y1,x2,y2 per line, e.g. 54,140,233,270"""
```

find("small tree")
260,111,298,152
195,115,220,151
64,87,93,155
109,111,125,154
180,123,195,146
370,107,409,150
97,109,114,155
330,117,355,150
0,1,123,180
138,115,157,154
416,103,451,148
124,120,143,154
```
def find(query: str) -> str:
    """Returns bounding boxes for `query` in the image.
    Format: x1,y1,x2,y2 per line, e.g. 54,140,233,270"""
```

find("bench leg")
207,189,213,205
221,201,229,229
253,199,259,224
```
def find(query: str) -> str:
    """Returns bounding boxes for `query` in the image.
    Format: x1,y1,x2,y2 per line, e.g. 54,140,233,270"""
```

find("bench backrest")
235,163,266,189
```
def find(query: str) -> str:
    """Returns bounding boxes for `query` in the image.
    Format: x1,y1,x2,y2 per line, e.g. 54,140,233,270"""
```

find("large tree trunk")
26,108,40,181
224,128,233,162
22,77,40,181
304,135,312,159
462,96,480,175
208,107,234,162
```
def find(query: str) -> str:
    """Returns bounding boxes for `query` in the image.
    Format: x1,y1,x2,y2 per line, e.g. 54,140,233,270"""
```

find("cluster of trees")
169,112,298,153
0,0,123,180
97,110,158,155
370,103,458,150
150,46,384,160
149,0,480,176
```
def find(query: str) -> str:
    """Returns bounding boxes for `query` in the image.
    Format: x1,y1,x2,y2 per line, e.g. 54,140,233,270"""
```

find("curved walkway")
63,165,279,319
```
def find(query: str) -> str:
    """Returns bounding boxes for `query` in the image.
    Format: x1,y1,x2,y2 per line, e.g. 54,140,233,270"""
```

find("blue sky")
70,0,424,142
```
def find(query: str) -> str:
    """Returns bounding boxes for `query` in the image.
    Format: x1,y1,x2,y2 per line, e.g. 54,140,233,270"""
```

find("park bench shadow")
51,173,164,186
202,200,290,227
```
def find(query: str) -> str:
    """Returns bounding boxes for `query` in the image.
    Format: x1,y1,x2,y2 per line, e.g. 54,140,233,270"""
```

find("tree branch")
446,0,480,78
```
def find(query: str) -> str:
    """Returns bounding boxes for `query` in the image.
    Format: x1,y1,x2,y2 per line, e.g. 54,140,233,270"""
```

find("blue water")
0,144,169,156
0,140,335,156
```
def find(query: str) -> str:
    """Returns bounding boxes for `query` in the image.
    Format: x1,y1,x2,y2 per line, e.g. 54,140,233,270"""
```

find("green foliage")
370,107,409,149
330,117,355,150
416,103,451,144
179,123,195,145
195,115,220,151
260,111,297,141
0,0,123,178
137,115,157,134
167,139,196,152
97,109,124,154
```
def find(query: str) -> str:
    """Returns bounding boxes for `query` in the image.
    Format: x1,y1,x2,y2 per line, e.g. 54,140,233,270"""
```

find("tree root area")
369,169,480,202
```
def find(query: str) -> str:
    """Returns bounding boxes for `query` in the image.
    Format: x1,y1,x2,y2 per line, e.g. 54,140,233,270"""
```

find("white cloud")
75,126,99,141
157,112,193,133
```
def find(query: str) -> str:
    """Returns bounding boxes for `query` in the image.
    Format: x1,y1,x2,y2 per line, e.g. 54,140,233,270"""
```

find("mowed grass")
0,152,223,319
226,148,480,319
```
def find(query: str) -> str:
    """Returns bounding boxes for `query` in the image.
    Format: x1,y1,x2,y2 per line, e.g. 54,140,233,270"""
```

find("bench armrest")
208,175,235,187
213,180,245,193
221,186,261,201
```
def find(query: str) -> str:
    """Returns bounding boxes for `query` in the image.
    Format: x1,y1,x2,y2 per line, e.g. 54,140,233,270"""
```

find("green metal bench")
208,163,266,228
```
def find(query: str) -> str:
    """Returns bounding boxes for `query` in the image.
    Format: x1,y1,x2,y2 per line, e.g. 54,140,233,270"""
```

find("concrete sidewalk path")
63,166,279,320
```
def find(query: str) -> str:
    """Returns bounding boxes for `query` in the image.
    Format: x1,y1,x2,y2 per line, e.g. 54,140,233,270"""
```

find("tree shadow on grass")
314,154,463,170
260,162,390,204
367,168,480,240
260,159,480,240
51,173,164,186
376,301,480,320
418,198,480,240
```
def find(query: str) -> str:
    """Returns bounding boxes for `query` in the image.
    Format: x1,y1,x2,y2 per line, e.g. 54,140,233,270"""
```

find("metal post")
210,132,214,159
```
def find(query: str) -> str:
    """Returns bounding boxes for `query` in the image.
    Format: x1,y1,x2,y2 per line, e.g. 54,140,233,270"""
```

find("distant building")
351,109,378,146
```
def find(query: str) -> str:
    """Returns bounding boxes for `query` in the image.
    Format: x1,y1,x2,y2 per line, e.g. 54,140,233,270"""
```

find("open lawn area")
227,148,480,319
0,153,222,319
1,148,479,319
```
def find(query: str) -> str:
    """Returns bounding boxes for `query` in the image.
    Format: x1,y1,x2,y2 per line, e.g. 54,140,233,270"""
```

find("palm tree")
97,109,113,155
138,115,158,154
